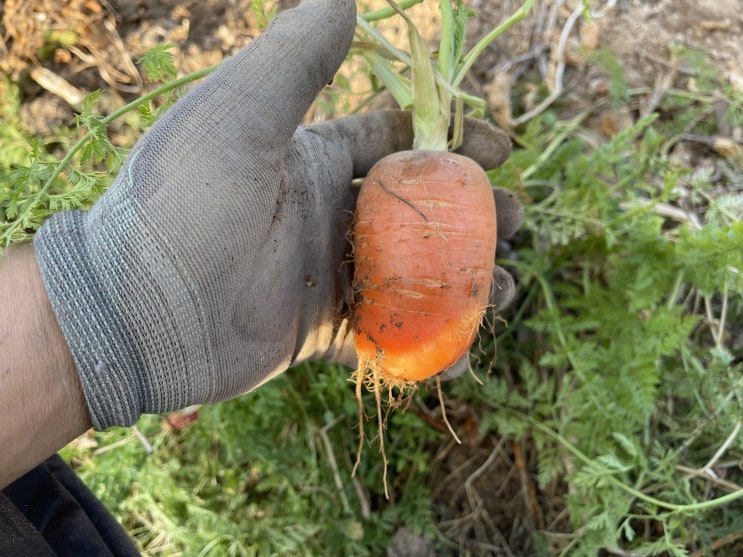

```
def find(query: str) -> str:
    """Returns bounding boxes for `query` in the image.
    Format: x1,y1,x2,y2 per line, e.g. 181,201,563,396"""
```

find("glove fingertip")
455,119,511,171
200,0,357,149
491,265,516,311
493,187,524,240
437,355,470,381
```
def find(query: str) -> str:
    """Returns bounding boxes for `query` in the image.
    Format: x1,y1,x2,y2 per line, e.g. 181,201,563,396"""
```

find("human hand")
33,0,522,430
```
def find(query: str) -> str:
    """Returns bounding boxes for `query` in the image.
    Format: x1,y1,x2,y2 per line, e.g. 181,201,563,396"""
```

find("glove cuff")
33,207,207,430
34,211,143,429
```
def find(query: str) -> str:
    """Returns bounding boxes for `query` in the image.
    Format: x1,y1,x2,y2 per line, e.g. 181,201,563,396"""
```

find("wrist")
0,243,90,488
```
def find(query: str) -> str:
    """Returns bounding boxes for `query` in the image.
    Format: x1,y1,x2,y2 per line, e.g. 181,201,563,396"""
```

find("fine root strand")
437,376,462,445
374,370,390,499
351,362,419,499
353,368,366,478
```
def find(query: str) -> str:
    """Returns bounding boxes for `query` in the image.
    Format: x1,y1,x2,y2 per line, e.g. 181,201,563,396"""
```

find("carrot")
351,0,532,496
352,0,519,382
352,149,497,381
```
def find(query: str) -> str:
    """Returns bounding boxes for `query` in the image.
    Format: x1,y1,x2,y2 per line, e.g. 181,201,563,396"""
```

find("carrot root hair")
351,361,418,500
436,376,462,445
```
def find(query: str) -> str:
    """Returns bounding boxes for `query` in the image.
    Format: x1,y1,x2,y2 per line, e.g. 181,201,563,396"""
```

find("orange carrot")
352,150,497,381
350,0,530,495
351,0,507,383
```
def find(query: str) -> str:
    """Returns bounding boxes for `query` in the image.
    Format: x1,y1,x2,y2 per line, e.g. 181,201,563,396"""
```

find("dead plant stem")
319,415,352,514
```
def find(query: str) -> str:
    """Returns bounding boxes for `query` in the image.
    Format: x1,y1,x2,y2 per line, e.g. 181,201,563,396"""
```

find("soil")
2,0,742,555
3,0,741,143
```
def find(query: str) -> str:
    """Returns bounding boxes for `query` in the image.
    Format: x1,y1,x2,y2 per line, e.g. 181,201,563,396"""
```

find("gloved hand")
33,0,523,430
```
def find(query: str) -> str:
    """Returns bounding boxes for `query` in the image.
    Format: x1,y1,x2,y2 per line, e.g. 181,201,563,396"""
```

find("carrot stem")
437,0,456,83
356,0,536,141
386,0,449,151
363,50,413,109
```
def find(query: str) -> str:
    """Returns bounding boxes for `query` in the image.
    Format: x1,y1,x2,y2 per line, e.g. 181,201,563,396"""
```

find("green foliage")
0,49,218,248
587,48,630,107
137,43,178,83
62,364,443,556
0,78,34,174
250,0,278,31
472,66,743,554
3,12,743,557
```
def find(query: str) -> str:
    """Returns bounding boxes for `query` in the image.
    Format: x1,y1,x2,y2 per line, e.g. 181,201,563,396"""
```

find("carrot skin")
352,150,497,381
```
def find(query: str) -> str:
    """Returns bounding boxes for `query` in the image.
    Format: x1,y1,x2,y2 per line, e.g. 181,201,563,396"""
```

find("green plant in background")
4,1,743,556
61,362,452,556
458,50,743,554
0,45,216,247
0,78,34,174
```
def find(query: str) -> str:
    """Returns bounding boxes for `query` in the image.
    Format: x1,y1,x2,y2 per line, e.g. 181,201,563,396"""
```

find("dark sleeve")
0,491,57,556
1,454,140,557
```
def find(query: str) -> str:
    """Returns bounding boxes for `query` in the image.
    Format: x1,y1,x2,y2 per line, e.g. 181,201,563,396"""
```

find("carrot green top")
356,0,535,151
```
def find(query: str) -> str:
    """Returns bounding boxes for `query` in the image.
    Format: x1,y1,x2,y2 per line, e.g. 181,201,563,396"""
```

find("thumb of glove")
229,0,357,150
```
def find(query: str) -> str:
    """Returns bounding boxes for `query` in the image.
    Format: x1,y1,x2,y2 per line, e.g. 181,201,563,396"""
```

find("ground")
2,0,742,555
3,0,742,156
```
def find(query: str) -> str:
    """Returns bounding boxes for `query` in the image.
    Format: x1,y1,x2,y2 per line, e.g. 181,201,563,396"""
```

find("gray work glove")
33,0,523,430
